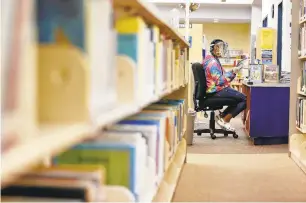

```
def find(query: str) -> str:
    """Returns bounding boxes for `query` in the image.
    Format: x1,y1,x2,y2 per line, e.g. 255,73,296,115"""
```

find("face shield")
212,41,229,58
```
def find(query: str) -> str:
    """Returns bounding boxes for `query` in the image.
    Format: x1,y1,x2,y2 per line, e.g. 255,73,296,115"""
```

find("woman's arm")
207,63,236,86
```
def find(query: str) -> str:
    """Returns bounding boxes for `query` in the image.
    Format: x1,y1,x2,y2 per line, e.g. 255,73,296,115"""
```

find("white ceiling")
149,0,254,4
150,0,262,23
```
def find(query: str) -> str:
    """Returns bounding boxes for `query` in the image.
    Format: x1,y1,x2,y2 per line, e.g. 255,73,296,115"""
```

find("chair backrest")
191,62,207,101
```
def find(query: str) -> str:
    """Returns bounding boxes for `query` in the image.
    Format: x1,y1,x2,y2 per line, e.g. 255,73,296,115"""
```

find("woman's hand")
232,59,248,74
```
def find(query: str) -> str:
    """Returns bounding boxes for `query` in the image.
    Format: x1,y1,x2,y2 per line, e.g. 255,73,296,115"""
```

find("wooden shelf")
113,0,189,48
300,17,306,25
296,126,306,134
297,91,306,96
298,56,306,60
1,123,92,187
152,139,186,202
290,150,306,174
1,85,187,188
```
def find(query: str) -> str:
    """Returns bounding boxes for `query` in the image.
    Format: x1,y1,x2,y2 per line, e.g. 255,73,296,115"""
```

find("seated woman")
202,39,247,131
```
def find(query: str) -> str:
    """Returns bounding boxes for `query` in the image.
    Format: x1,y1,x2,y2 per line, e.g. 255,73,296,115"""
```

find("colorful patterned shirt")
202,55,236,93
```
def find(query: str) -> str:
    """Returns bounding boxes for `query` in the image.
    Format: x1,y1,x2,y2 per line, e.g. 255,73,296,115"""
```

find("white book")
86,0,117,119
108,124,158,179
147,29,156,98
94,131,147,196
143,27,155,99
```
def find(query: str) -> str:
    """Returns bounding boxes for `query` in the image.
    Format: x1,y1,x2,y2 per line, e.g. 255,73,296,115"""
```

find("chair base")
194,128,238,140
194,110,238,140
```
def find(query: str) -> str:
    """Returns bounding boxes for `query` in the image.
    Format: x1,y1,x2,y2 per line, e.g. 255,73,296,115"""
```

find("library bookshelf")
289,0,306,174
1,0,190,202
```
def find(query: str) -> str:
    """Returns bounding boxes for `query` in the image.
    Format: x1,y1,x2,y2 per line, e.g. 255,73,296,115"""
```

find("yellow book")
116,16,148,102
115,16,146,33
31,164,106,185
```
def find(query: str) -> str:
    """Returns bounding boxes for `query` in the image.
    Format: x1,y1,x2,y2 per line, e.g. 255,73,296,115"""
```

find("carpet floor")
172,116,306,202
190,115,288,154
172,154,306,202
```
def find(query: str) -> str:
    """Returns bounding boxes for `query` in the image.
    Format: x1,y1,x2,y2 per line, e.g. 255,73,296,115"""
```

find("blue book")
53,133,146,201
36,0,85,50
146,104,181,141
117,34,138,63
137,110,176,155
156,100,185,140
118,119,165,182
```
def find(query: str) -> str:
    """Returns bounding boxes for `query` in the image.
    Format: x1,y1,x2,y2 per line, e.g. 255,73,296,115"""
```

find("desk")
242,82,290,145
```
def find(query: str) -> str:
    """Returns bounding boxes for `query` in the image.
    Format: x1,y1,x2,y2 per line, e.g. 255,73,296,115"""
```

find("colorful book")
118,118,165,183
140,109,175,155
107,124,157,179
146,104,180,145
116,16,149,102
155,99,185,140
2,176,97,202
53,132,146,201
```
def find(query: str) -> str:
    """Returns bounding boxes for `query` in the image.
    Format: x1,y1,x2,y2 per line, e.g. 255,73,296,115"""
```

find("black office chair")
192,62,238,139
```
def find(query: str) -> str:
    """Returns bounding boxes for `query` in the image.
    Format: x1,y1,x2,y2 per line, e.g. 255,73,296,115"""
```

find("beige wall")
179,24,203,108
179,24,203,62
203,23,251,53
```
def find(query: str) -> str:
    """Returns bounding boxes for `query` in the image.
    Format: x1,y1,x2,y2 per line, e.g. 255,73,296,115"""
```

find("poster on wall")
260,29,274,49
261,49,273,65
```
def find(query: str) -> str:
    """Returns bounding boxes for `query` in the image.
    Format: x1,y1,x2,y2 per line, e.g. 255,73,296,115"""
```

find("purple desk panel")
247,83,290,145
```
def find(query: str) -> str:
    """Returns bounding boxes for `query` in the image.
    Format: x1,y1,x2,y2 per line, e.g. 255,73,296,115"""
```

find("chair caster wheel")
233,133,238,139
224,133,228,137
197,132,202,136
210,133,217,139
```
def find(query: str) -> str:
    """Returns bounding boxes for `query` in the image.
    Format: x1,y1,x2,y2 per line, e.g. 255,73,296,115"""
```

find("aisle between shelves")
1,0,190,202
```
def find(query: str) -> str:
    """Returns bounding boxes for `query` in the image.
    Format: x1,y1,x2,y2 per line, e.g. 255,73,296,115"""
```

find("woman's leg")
213,87,247,131
216,87,246,120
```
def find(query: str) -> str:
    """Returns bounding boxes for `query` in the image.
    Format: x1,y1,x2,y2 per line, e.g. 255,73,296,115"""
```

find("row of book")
1,99,186,202
2,0,189,152
298,23,306,57
299,0,306,20
299,62,306,94
280,71,291,84
296,97,306,131
241,64,279,84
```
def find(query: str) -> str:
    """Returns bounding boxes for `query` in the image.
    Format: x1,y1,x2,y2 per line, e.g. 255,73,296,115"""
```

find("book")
86,0,117,116
118,118,165,184
263,64,279,83
249,64,263,84
25,165,106,201
140,109,175,154
1,196,83,202
2,176,97,202
53,131,147,201
36,0,117,123
296,97,306,131
155,99,185,138
116,16,152,103
107,124,158,179
31,164,106,185
2,0,37,149
302,61,306,92
146,104,181,145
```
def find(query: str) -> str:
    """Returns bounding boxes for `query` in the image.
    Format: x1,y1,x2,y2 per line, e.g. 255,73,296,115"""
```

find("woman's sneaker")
216,118,235,132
